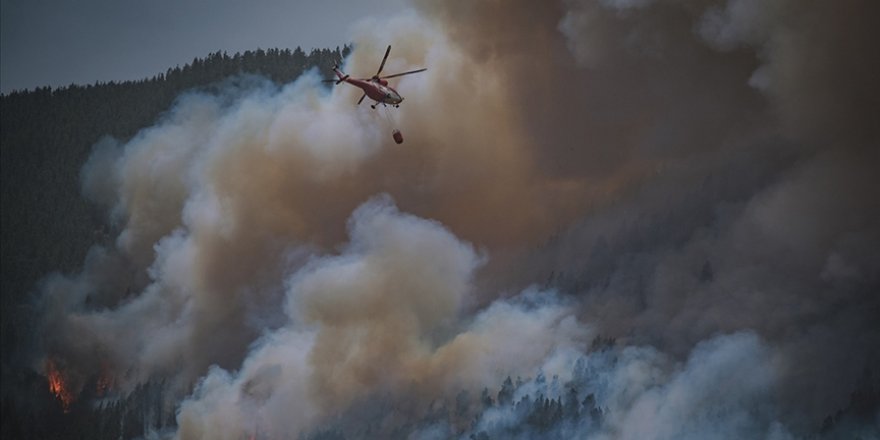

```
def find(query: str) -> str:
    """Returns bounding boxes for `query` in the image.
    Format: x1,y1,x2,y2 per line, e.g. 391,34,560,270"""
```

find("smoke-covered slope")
6,1,880,439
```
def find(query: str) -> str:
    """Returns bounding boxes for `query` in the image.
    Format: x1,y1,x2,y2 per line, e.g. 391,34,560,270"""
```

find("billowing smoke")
33,0,878,438
175,196,591,439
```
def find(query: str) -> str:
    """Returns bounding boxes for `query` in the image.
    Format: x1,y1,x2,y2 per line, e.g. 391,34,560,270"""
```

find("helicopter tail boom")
332,65,350,85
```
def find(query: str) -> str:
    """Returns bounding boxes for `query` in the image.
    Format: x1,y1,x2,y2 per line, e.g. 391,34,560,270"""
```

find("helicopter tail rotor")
320,64,350,85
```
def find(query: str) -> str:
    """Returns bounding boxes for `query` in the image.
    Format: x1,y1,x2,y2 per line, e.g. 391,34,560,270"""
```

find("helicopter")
324,45,427,109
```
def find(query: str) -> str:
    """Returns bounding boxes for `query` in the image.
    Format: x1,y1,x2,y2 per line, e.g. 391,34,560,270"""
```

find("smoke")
176,196,591,439
446,0,880,431
458,331,787,440
30,0,879,438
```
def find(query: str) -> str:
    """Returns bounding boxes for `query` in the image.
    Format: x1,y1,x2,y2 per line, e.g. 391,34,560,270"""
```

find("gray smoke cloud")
459,331,787,440
33,0,879,438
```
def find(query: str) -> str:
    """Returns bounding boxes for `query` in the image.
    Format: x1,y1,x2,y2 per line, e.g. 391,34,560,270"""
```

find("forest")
2,34,877,439
1,46,348,439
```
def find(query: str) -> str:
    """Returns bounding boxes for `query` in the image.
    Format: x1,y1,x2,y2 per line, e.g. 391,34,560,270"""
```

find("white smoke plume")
33,0,879,438
461,331,788,440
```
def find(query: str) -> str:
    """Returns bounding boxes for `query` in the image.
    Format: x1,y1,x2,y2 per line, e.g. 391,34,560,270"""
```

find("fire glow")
45,359,74,412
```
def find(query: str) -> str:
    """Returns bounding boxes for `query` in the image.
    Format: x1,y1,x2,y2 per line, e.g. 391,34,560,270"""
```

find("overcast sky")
0,0,406,93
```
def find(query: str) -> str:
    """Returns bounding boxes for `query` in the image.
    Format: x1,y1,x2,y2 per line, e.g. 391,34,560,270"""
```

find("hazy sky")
0,0,405,93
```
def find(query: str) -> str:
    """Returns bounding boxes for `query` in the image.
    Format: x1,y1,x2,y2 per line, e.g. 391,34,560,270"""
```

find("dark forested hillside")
0,46,347,439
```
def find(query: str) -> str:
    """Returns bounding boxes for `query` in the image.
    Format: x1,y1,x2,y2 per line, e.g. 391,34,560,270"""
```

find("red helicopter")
324,45,427,110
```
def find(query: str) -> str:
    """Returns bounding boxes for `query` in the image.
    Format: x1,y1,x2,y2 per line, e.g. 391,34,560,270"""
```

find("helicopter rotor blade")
357,93,366,105
375,45,391,78
380,68,427,80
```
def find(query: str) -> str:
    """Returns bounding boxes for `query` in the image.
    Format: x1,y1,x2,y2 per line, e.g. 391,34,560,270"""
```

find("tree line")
0,45,348,440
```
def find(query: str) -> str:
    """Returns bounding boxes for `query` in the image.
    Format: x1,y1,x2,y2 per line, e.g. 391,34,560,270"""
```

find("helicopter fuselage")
343,77,404,105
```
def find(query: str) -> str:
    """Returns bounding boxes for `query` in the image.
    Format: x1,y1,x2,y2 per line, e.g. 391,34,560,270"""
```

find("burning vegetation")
45,359,74,413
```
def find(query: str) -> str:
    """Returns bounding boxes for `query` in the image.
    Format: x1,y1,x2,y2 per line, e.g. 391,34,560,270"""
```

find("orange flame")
45,359,74,412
